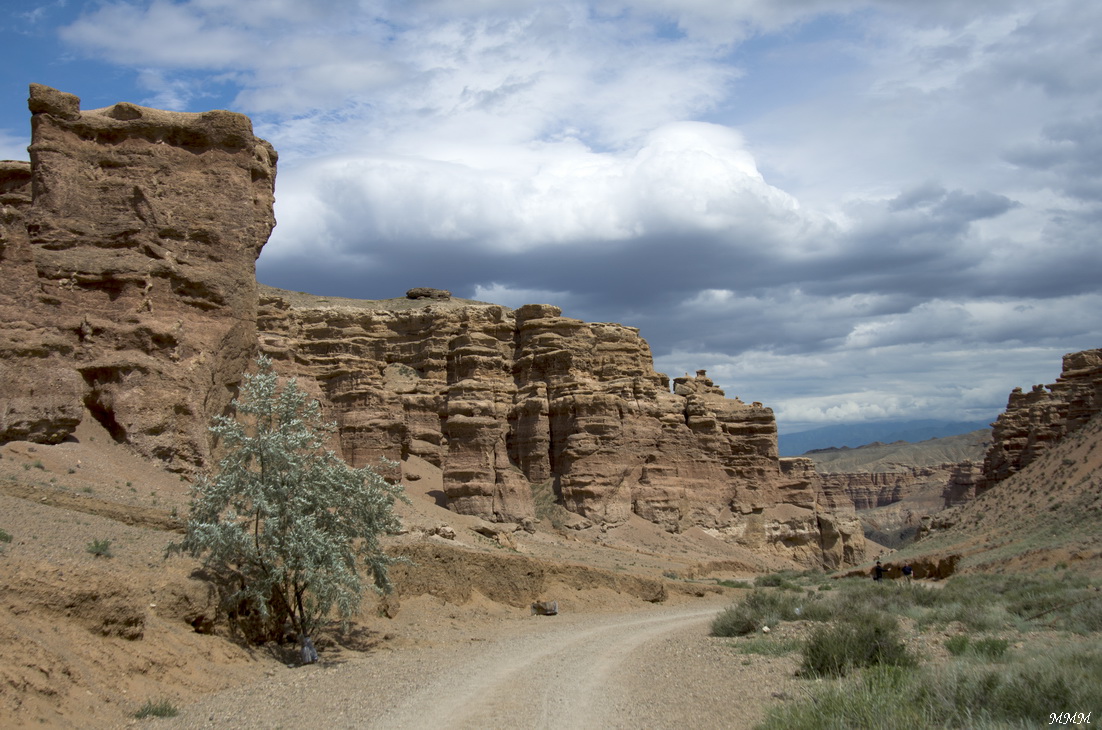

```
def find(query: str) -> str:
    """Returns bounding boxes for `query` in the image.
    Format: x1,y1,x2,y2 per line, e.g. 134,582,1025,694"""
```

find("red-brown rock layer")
0,85,275,466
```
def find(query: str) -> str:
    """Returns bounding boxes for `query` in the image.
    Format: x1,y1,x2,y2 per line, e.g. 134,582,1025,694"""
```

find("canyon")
0,86,862,568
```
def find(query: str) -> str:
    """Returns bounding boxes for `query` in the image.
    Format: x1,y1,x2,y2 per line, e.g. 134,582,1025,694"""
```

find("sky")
2,1,1100,435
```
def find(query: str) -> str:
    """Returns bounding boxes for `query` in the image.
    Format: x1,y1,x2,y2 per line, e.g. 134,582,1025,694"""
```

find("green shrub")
971,637,1009,660
133,699,179,718
914,641,1102,725
800,611,916,678
86,538,113,558
944,634,970,656
711,589,803,637
945,635,1009,660
759,666,923,729
168,356,407,645
763,637,1102,729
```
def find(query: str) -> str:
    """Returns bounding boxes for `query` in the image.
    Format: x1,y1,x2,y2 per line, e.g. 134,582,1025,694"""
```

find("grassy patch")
799,611,916,678
761,639,1102,729
133,699,179,719
86,538,114,558
712,589,807,636
744,570,1102,729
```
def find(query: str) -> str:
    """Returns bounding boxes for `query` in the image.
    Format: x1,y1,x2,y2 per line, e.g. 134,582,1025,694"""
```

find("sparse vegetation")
800,610,916,678
0,527,11,554
133,699,179,718
728,569,1102,729
86,538,113,558
711,589,807,636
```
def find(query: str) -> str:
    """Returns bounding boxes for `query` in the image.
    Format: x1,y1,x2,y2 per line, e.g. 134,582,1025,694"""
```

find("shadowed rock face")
0,84,276,467
259,291,866,566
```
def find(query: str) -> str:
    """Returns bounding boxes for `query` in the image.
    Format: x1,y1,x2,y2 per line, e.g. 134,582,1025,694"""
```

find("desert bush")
0,527,11,554
944,634,970,656
799,610,916,678
169,356,407,648
762,637,1102,729
133,699,178,718
759,666,923,729
945,635,1009,660
86,538,113,558
712,589,805,636
913,641,1102,726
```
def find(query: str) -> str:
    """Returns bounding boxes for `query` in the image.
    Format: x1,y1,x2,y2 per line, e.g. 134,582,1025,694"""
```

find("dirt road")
147,599,799,729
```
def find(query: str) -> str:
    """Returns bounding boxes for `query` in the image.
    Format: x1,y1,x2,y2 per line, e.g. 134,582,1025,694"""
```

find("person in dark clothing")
873,560,885,582
902,563,914,583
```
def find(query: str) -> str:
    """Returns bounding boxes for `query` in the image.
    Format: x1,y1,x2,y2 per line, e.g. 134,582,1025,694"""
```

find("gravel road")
143,599,800,730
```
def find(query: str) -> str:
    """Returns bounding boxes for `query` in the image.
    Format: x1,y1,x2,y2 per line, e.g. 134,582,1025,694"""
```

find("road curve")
148,600,783,730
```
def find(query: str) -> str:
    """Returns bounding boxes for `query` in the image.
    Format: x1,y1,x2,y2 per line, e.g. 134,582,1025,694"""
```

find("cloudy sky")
2,1,1100,435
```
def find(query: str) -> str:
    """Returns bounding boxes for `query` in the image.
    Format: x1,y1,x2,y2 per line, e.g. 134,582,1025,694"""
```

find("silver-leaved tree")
172,356,406,654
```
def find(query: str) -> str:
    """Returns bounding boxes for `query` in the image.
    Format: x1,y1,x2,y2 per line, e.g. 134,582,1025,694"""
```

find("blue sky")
3,1,1100,435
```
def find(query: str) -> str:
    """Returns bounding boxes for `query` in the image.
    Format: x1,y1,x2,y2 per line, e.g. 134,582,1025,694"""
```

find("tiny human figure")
902,563,914,583
873,560,885,582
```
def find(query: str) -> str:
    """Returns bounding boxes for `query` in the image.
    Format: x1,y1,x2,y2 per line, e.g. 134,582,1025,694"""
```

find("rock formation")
981,348,1102,490
0,86,862,566
258,290,865,565
940,460,984,507
0,85,276,467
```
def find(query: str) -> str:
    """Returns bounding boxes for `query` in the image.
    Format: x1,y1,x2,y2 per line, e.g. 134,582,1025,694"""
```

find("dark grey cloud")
30,0,1102,431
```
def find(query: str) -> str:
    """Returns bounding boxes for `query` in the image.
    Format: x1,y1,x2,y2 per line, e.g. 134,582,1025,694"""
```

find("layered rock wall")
258,291,865,565
818,464,970,511
0,85,275,466
0,86,862,566
981,349,1102,490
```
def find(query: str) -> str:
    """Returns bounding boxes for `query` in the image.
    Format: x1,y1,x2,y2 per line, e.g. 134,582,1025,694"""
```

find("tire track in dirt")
375,605,721,729
149,602,730,730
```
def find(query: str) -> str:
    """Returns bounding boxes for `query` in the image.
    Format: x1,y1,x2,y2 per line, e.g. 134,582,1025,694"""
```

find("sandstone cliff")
0,85,275,467
258,288,865,566
981,348,1102,490
0,86,862,567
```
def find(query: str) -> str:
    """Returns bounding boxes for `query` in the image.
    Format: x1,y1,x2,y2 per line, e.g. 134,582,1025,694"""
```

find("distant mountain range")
778,418,996,457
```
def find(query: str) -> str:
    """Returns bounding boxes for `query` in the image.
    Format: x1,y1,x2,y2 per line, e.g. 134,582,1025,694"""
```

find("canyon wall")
0,86,863,566
258,289,865,566
981,349,1102,491
0,85,276,467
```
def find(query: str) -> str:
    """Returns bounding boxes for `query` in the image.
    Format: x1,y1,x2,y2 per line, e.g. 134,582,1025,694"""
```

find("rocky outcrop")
0,85,276,467
780,457,864,569
981,349,1102,490
941,460,984,507
259,291,865,566
818,464,967,510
